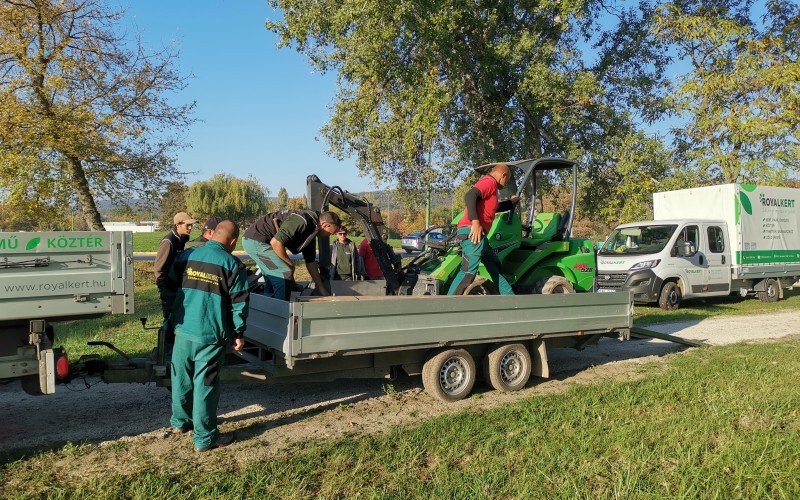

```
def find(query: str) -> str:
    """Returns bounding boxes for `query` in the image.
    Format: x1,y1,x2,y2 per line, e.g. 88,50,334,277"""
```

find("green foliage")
185,174,272,225
277,187,289,211
652,0,800,183
0,0,195,230
266,0,669,221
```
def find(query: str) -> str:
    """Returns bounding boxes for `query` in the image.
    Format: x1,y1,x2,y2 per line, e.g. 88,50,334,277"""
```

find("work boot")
194,433,235,453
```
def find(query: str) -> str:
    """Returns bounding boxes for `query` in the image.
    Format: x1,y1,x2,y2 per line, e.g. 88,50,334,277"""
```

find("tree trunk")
67,156,105,230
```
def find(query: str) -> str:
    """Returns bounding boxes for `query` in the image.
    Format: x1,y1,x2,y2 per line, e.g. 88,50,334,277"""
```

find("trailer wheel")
536,275,574,294
20,375,44,396
758,278,780,303
658,282,681,310
422,349,476,402
483,343,532,392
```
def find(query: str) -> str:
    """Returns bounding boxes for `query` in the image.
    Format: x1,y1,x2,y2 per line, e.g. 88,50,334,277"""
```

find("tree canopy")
0,0,195,230
185,174,271,225
267,0,800,225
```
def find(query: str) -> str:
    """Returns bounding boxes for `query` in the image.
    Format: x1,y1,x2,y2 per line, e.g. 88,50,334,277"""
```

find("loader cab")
475,158,578,243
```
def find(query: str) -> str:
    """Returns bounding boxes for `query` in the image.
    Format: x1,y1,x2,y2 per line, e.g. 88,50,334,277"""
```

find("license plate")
596,288,617,293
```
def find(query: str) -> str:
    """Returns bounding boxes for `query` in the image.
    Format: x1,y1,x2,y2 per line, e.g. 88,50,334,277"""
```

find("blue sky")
117,0,377,197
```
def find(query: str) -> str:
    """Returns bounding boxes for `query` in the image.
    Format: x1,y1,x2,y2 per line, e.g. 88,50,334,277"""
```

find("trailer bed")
244,291,633,368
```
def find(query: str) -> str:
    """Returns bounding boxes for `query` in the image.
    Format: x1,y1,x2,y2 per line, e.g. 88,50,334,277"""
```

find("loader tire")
483,343,532,392
462,276,495,295
536,275,574,294
422,349,476,402
658,281,681,310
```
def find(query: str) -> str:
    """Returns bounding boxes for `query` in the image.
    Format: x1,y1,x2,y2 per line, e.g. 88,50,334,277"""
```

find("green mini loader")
406,157,596,295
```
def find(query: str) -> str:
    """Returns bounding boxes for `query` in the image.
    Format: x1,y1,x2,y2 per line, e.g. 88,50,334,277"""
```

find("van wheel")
483,343,532,392
758,278,780,303
422,349,476,402
658,282,681,310
536,275,574,294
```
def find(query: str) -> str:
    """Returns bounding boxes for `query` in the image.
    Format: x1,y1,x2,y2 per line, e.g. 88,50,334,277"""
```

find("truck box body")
653,184,800,273
0,231,134,394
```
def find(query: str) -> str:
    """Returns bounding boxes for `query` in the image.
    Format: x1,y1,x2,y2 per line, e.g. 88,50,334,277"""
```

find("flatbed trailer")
0,231,134,395
233,288,634,401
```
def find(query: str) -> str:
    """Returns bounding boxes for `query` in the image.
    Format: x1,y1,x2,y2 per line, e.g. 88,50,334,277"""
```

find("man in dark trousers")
154,212,196,319
448,163,519,296
161,220,249,452
185,216,222,249
242,209,341,300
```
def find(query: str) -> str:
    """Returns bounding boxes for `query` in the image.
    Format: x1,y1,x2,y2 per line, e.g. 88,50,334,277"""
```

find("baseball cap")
173,212,197,225
203,216,223,231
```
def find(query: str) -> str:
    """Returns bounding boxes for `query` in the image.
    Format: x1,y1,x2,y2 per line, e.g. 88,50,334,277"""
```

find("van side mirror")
676,241,696,257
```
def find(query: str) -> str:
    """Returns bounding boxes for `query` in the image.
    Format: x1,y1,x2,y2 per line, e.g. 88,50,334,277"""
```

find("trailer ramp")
630,327,704,347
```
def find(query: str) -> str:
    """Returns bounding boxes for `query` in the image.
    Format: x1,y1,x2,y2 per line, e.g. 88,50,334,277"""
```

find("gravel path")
2,310,798,457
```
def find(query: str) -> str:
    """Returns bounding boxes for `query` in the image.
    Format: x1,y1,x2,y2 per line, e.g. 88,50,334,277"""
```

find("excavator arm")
306,175,405,294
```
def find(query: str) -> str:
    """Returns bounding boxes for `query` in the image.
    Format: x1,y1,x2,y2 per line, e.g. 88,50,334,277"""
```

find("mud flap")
531,339,549,379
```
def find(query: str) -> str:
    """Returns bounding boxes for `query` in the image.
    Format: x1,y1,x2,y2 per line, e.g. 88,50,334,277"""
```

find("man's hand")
510,195,520,205
233,338,245,351
469,219,483,244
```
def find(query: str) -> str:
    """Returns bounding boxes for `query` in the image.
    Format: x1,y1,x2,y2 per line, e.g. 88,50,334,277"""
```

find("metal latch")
74,294,89,302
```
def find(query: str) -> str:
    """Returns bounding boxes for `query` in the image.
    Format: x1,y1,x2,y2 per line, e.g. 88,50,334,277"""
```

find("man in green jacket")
161,220,249,452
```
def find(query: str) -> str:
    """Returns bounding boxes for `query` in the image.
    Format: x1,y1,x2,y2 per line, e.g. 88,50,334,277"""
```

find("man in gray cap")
155,211,196,319
185,216,222,249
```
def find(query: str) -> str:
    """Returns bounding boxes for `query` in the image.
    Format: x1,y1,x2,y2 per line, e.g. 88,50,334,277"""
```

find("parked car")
401,231,446,252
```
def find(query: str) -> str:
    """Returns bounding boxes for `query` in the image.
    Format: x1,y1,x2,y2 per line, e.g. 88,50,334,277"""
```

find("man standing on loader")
448,163,519,295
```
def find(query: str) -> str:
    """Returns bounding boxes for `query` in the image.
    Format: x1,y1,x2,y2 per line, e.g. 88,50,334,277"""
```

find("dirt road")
2,310,799,458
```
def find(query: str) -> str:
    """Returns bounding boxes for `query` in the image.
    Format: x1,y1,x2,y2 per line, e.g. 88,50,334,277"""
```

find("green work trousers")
243,237,294,301
448,226,514,296
170,334,226,450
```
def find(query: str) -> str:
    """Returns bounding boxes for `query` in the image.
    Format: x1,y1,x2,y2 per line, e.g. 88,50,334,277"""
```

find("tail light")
54,348,70,380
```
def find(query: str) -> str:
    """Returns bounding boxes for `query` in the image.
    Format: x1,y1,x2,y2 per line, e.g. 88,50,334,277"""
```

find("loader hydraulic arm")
306,175,405,294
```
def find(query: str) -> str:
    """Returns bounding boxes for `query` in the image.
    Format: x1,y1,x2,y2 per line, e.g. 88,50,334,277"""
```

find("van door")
702,224,731,295
672,224,705,296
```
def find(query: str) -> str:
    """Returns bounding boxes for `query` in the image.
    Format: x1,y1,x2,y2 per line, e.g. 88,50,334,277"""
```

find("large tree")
0,0,195,230
653,0,800,183
266,0,672,216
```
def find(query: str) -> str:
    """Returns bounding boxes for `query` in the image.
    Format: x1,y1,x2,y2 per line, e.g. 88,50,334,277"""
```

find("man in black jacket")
243,209,340,300
154,212,196,318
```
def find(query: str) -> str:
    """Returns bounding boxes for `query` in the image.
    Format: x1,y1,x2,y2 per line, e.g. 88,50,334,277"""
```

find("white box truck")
596,184,800,310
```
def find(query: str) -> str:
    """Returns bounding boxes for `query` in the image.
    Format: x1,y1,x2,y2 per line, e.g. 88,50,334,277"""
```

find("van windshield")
599,225,678,256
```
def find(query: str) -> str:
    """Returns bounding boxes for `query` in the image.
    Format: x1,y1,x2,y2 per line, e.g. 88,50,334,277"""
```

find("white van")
596,184,800,310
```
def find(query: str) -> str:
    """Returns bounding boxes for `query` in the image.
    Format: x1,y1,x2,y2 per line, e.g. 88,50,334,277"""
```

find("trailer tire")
422,349,476,402
537,275,574,294
483,343,532,392
20,375,44,396
658,282,681,310
758,278,780,303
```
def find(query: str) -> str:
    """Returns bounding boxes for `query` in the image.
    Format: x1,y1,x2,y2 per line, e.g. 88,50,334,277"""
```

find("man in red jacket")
448,163,518,295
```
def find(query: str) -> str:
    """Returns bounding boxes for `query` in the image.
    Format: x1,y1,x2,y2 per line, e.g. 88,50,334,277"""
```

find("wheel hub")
500,352,523,384
439,358,467,394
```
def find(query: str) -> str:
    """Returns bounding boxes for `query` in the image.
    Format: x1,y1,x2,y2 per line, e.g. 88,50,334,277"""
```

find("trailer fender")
531,339,549,379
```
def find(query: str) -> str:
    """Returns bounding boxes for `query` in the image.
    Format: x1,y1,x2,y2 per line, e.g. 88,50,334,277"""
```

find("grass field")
3,263,800,497
3,336,799,497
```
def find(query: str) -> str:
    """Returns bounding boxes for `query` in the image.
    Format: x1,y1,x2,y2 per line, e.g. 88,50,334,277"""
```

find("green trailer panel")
244,292,633,365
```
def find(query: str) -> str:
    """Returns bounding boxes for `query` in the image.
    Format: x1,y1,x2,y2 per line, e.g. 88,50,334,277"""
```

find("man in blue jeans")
448,163,519,295
243,209,341,300
161,220,249,452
